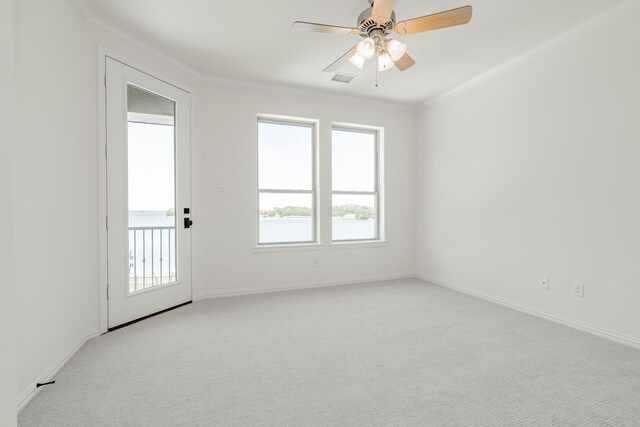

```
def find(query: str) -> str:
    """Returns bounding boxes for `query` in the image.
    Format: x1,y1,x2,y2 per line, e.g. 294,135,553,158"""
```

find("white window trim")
254,243,325,254
256,114,319,247
329,241,388,250
331,123,384,243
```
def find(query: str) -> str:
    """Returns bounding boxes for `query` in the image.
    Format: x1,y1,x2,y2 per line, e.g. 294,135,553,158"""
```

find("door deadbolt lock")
184,218,193,229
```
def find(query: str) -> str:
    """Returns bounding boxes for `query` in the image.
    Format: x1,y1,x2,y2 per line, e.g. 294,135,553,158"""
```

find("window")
332,126,381,241
258,117,316,245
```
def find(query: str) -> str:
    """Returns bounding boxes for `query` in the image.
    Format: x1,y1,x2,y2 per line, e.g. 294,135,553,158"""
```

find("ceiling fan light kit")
293,0,472,76
378,53,394,72
356,37,376,59
387,39,407,61
351,37,407,72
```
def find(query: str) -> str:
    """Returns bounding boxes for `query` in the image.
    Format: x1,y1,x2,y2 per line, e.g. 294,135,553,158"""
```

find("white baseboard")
19,273,637,416
18,274,411,413
416,274,640,351
196,273,414,301
17,328,101,414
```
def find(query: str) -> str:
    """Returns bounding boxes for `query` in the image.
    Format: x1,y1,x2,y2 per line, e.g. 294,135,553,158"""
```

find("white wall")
13,0,98,406
91,39,417,303
13,0,416,410
10,0,640,417
0,0,16,423
194,85,416,296
416,8,640,343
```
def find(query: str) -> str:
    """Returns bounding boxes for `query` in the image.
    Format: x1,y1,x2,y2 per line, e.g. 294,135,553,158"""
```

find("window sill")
254,243,325,254
329,240,388,250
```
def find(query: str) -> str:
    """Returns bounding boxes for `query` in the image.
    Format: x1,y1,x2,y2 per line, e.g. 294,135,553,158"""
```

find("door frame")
97,46,196,333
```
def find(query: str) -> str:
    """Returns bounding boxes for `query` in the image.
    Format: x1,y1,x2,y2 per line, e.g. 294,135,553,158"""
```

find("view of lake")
127,211,374,292
259,217,375,243
128,211,177,291
128,211,375,265
129,210,175,228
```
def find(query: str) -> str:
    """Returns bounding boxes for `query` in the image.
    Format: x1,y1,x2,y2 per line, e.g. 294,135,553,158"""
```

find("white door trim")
97,46,196,333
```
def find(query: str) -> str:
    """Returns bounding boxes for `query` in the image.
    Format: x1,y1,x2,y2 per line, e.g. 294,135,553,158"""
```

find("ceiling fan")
293,0,472,73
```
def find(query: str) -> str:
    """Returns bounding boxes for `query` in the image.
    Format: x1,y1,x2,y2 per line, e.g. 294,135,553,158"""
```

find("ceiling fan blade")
395,6,472,35
372,0,397,24
393,52,415,71
323,45,358,73
292,21,360,35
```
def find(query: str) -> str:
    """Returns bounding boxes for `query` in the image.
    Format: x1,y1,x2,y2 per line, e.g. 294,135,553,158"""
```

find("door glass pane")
332,129,376,192
332,194,376,241
259,193,313,244
127,85,176,293
258,121,313,191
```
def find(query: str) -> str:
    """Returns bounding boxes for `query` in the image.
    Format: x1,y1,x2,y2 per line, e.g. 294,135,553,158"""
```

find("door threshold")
108,301,192,332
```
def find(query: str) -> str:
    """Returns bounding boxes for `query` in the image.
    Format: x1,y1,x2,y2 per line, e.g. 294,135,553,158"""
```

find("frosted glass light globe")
357,38,376,60
387,39,407,61
378,53,394,72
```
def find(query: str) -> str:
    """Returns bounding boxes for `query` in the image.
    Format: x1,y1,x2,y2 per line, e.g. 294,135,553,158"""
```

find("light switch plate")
573,282,584,298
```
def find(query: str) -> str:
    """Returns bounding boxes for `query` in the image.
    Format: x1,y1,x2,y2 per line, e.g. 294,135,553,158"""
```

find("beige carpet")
18,278,640,426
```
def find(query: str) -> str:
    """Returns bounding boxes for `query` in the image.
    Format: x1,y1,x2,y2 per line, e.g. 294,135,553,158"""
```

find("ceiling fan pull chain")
375,66,379,88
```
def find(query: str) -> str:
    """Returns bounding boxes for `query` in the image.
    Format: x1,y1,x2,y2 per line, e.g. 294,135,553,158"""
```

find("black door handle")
184,218,193,229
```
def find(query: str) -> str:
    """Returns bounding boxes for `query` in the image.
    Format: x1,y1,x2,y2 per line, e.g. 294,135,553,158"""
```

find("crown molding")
200,73,415,112
419,0,640,110
67,0,414,111
69,0,640,112
68,0,208,81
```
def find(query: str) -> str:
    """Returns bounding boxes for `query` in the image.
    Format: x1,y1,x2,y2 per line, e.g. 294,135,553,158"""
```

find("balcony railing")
129,226,176,293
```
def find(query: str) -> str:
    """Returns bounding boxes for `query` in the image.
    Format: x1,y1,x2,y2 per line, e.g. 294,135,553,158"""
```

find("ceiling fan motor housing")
357,7,396,37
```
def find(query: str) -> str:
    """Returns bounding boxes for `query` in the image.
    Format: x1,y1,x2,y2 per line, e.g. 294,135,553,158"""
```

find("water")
128,212,376,288
128,211,177,291
259,217,375,243
129,211,175,228
332,218,376,241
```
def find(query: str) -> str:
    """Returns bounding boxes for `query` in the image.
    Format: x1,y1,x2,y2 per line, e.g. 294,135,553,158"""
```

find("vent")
332,73,356,84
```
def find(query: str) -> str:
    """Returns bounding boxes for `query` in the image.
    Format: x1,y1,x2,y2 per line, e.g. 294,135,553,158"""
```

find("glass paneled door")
106,58,192,329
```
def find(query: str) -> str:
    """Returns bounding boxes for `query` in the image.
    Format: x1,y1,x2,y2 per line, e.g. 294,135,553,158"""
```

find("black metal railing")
128,226,176,292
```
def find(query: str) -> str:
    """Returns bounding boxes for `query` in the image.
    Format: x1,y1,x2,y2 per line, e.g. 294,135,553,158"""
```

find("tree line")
260,205,373,220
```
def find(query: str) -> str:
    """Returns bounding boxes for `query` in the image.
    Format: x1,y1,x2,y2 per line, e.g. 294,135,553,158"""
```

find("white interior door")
106,58,192,329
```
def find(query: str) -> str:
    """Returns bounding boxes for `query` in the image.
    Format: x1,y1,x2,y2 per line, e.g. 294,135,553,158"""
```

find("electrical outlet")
573,282,584,298
539,276,549,290
217,184,228,195
314,258,319,267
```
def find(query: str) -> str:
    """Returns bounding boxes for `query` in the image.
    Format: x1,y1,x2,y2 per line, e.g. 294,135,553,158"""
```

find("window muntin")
258,119,316,245
332,127,380,242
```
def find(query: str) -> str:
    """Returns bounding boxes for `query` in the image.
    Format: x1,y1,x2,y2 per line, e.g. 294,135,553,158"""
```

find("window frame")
331,124,382,243
257,115,318,246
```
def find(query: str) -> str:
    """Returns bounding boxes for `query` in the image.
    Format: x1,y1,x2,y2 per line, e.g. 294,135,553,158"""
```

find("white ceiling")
83,0,623,104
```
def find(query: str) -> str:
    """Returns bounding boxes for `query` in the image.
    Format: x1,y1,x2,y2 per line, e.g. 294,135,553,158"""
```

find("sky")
125,120,377,213
127,122,175,212
258,122,376,211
